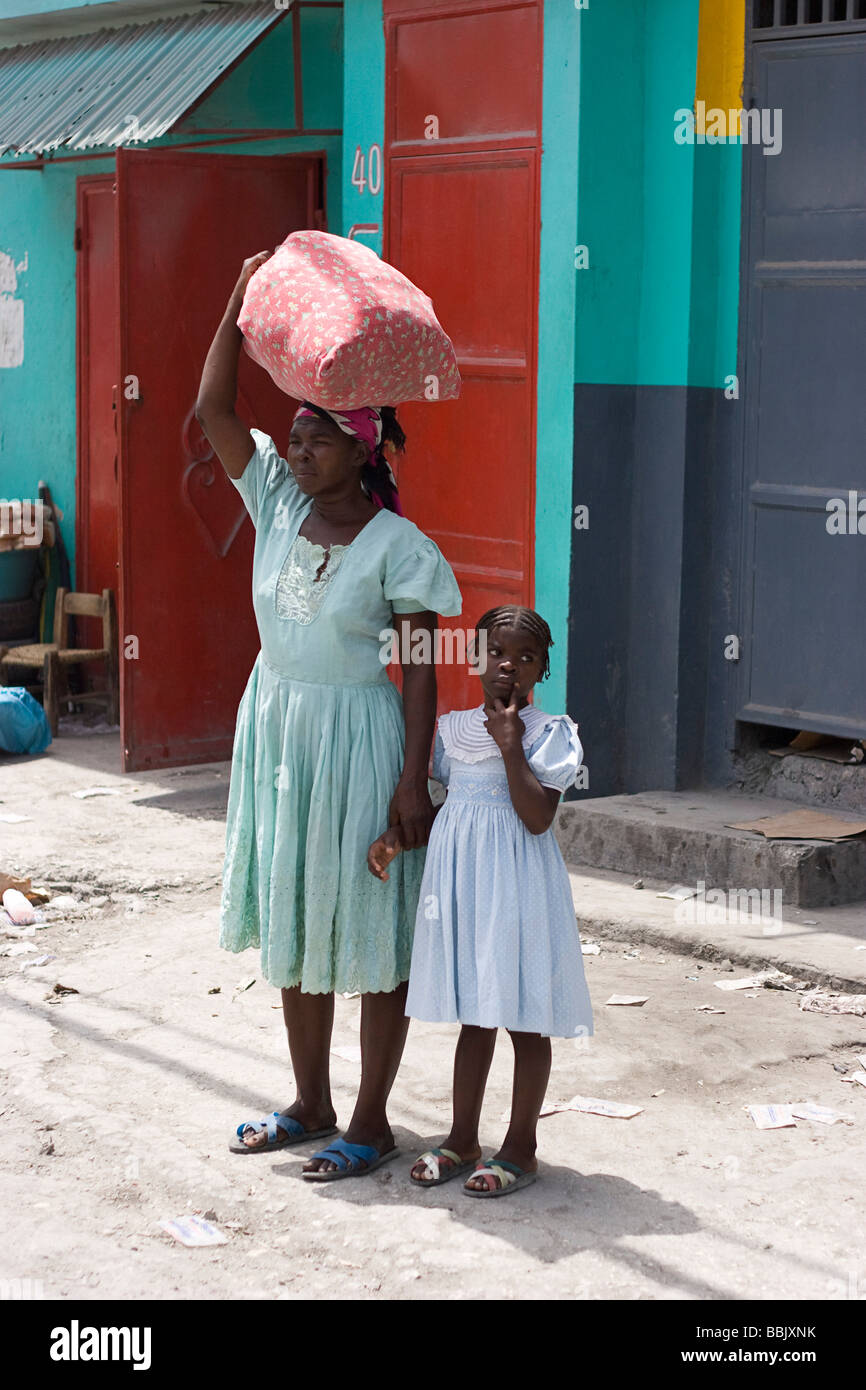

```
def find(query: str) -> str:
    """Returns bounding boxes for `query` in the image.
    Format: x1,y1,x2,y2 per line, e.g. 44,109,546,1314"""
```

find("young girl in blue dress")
368,605,593,1197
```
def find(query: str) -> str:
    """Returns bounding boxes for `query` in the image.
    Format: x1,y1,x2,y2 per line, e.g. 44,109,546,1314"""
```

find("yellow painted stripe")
696,0,746,136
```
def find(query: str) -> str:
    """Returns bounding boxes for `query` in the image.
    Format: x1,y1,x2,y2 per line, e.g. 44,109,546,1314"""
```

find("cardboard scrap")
769,731,866,765
0,814,31,824
715,969,790,992
850,1071,866,1089
695,1005,725,1014
159,1215,227,1247
581,942,601,955
656,884,698,901
726,809,866,841
605,994,649,1007
747,1105,796,1129
0,873,31,898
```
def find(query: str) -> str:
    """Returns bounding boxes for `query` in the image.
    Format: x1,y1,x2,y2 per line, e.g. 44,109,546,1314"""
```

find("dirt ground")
1,731,865,1302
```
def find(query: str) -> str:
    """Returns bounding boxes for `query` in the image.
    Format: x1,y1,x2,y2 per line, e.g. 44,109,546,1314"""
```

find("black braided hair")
476,605,554,682
362,405,404,514
296,401,404,514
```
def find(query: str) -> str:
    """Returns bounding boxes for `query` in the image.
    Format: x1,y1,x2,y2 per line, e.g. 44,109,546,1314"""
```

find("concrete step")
555,790,866,909
732,744,866,816
566,863,866,994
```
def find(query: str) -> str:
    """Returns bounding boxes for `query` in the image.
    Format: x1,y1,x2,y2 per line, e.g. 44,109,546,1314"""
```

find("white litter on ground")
715,970,790,992
159,1216,228,1247
790,1104,844,1126
747,1105,796,1129
800,991,866,1017
70,786,126,799
566,1095,644,1119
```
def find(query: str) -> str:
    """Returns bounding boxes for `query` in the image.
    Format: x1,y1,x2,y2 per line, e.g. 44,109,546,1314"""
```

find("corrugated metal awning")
0,4,285,157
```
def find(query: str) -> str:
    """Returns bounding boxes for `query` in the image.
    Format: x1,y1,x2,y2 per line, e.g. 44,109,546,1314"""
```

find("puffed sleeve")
526,716,584,793
431,726,451,786
229,428,295,528
384,533,462,616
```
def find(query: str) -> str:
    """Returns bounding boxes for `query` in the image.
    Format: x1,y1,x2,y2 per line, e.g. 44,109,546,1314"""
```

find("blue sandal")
229,1112,338,1154
302,1136,400,1182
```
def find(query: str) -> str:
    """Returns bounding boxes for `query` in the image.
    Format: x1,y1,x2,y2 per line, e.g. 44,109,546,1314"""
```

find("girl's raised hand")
484,693,524,753
367,827,404,881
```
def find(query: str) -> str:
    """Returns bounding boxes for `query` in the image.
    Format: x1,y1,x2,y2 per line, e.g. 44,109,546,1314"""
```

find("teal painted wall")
1,0,111,15
340,0,384,252
534,0,580,719
573,0,742,390
637,0,697,387
0,13,342,578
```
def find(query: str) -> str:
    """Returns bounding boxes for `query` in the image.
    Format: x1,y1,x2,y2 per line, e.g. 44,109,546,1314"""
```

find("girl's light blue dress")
220,429,462,994
405,705,594,1038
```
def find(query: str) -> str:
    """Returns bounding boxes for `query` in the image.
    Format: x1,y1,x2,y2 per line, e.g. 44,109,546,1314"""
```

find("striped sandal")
410,1148,479,1186
463,1159,538,1198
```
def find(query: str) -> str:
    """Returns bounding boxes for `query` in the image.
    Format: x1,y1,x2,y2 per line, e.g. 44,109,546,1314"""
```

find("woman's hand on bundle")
388,778,435,851
484,695,524,754
196,249,272,480
233,249,272,304
367,827,404,881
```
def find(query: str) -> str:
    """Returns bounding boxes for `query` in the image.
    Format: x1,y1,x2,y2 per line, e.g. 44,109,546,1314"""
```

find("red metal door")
115,149,321,771
76,176,119,610
76,175,122,684
384,0,541,715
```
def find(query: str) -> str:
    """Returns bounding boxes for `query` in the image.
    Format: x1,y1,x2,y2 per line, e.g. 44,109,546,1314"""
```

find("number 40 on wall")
351,144,382,196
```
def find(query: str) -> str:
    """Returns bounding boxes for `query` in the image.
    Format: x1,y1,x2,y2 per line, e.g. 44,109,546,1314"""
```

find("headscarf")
293,402,403,515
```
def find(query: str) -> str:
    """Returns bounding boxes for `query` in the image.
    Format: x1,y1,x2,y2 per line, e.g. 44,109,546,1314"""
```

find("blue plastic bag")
0,686,52,755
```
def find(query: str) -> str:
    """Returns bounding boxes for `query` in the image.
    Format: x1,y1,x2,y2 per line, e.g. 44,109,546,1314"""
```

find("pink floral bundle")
238,230,460,409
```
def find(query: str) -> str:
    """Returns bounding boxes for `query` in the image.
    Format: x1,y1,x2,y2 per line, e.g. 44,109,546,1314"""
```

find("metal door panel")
385,2,540,717
76,176,119,636
390,2,539,149
738,33,866,737
115,149,320,771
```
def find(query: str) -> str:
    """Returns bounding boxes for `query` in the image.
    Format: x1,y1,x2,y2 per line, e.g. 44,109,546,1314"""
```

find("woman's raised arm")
195,251,271,479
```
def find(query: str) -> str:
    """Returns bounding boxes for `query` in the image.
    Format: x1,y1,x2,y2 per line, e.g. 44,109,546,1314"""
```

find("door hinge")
74,225,83,251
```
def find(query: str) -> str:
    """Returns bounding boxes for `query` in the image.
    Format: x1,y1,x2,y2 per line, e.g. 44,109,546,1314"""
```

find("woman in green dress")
196,252,461,1178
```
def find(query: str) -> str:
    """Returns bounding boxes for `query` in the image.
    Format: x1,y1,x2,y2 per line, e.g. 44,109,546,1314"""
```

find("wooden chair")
0,588,119,736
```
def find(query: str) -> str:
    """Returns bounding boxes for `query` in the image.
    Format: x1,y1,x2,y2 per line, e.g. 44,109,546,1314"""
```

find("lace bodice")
275,533,350,625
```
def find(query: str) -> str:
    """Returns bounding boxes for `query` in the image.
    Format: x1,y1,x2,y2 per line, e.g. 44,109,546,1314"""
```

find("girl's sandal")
410,1147,478,1186
463,1159,538,1198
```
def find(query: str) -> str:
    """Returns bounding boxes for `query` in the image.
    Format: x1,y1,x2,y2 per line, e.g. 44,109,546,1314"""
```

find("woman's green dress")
219,429,462,994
